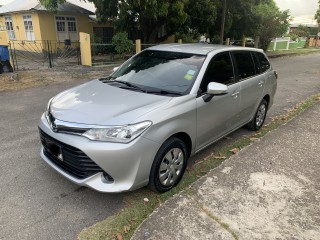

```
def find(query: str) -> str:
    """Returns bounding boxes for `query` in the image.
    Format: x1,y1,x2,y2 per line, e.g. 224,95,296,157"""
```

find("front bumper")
38,113,160,192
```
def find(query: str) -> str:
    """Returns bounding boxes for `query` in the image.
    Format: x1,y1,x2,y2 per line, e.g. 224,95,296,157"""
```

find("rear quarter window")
256,52,271,73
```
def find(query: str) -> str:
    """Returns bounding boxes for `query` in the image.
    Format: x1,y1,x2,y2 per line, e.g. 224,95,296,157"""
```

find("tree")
253,2,290,50
117,0,189,43
315,0,320,23
291,25,310,37
183,0,220,39
40,0,189,43
40,0,290,48
39,0,65,11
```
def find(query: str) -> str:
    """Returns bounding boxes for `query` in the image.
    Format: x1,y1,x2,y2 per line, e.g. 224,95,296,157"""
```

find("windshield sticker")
184,70,196,80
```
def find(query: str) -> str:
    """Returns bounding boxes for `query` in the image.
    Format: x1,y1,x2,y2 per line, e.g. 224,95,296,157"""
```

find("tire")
246,99,268,131
148,137,188,193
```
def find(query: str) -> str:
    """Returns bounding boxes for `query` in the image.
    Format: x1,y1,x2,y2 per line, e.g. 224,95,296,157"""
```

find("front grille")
39,128,104,180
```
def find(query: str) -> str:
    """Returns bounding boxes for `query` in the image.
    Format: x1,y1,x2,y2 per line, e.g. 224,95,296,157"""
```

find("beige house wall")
0,12,41,41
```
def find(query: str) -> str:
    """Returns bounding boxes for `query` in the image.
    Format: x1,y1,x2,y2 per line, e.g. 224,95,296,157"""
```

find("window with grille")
55,16,78,41
23,15,35,41
5,16,16,40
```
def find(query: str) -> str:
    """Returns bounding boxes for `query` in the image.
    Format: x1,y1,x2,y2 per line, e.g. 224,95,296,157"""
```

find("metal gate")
9,40,81,70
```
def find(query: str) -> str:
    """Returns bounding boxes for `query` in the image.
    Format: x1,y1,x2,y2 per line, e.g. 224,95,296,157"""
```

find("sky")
0,0,318,25
275,0,318,25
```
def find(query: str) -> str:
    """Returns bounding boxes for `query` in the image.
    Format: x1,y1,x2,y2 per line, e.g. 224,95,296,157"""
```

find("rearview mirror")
207,82,228,95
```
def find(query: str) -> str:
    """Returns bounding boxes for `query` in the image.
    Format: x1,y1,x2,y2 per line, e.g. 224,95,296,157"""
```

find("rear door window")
233,52,256,80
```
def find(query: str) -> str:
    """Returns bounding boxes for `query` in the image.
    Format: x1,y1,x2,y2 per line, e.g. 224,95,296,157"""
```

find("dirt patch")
0,65,114,92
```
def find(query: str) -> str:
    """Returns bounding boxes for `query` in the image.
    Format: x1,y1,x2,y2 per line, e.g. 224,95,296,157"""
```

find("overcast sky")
275,0,318,24
0,0,318,24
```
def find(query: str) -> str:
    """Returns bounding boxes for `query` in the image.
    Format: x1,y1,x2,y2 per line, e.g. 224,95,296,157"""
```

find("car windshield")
109,50,206,95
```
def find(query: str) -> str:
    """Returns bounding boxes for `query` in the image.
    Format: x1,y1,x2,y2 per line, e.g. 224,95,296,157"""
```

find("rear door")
196,52,241,150
232,51,265,125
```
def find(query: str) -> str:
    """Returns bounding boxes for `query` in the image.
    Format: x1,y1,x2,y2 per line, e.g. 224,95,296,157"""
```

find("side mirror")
203,82,228,102
113,66,119,72
207,82,228,95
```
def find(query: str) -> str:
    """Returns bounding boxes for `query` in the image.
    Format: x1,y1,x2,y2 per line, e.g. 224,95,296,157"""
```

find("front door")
196,52,241,151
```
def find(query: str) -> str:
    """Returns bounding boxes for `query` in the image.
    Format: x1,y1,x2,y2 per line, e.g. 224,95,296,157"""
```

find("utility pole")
220,0,227,45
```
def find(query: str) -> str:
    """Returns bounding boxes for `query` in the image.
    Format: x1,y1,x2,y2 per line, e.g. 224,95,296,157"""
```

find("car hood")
50,80,172,125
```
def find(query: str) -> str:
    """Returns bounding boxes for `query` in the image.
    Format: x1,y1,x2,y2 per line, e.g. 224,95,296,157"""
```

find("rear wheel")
247,99,268,131
148,137,187,193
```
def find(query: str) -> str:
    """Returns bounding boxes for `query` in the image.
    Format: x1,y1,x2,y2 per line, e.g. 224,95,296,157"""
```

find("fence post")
254,36,260,48
225,38,230,45
178,39,182,44
135,39,141,53
242,36,246,47
286,38,290,50
46,40,53,68
79,32,92,66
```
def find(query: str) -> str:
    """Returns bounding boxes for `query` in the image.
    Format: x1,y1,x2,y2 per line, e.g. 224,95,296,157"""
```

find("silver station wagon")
39,44,277,193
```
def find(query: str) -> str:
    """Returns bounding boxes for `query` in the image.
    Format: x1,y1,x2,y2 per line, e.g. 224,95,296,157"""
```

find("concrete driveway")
0,53,319,239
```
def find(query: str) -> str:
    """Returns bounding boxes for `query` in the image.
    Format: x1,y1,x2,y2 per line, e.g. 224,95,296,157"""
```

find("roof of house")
290,23,318,28
0,0,94,15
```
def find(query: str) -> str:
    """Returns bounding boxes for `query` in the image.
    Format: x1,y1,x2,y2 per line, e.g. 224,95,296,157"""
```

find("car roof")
148,43,264,55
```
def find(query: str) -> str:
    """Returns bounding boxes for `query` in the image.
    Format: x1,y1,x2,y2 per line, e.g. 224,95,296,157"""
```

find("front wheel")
246,99,268,131
148,137,188,193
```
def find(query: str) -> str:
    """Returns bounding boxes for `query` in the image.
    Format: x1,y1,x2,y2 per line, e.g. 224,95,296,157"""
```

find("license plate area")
46,139,63,161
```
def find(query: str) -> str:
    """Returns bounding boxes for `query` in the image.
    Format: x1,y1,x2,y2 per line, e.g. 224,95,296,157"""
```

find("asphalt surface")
0,53,320,239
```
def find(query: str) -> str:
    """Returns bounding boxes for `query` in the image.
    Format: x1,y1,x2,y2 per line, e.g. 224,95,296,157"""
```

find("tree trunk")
220,0,227,44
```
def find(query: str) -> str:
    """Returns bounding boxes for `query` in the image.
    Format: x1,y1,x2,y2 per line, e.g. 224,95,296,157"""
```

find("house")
0,0,113,44
289,23,319,35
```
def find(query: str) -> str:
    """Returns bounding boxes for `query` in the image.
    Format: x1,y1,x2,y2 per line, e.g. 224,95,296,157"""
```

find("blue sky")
0,0,318,24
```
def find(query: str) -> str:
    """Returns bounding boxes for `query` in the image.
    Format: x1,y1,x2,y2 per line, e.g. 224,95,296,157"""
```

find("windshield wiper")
100,78,182,96
104,79,147,93
147,90,183,96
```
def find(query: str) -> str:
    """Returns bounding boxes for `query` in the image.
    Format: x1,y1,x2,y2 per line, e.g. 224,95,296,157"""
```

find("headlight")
45,98,53,113
82,121,152,143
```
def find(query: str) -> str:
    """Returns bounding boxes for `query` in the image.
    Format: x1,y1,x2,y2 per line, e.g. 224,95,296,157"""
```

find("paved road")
0,53,319,240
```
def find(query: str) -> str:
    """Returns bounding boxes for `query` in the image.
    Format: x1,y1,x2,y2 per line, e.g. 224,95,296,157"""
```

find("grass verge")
267,48,320,57
78,93,320,240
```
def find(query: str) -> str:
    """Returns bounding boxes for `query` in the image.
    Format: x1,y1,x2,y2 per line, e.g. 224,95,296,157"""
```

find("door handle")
231,91,239,98
258,81,264,87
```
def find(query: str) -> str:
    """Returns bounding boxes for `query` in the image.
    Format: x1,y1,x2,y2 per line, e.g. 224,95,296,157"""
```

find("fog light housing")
102,172,114,183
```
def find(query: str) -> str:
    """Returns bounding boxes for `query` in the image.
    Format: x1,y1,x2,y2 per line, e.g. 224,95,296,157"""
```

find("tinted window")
252,53,261,73
233,52,256,80
200,52,234,93
256,52,270,73
111,50,206,95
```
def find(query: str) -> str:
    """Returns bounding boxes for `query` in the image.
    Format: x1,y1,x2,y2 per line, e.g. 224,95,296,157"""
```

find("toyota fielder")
39,44,277,193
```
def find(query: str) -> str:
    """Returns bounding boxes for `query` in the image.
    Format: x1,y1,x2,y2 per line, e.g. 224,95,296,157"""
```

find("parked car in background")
39,44,277,193
232,38,255,47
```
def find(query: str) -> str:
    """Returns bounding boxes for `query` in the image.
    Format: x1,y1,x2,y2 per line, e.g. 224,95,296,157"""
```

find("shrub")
111,32,134,57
